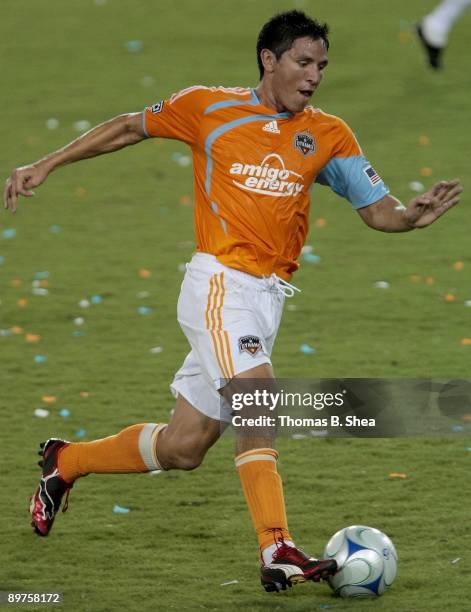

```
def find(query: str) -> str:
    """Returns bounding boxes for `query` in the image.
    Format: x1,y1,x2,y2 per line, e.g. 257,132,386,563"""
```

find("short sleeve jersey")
143,86,389,280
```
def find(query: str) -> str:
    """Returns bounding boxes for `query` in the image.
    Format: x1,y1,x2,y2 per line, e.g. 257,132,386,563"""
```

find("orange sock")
58,423,167,482
236,448,292,553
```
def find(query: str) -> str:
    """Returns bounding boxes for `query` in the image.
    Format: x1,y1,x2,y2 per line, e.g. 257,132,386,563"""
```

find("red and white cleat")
29,438,73,537
260,542,337,592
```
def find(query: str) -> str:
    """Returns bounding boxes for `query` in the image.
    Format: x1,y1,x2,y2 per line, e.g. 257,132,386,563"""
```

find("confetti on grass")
113,504,131,514
409,181,425,192
42,396,57,404
34,408,49,418
125,40,143,53
138,306,153,315
26,334,41,343
389,473,407,479
303,253,321,264
220,580,239,587
300,343,316,354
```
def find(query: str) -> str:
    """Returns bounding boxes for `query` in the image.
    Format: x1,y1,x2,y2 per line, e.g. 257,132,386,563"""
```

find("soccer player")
416,0,471,69
3,10,462,593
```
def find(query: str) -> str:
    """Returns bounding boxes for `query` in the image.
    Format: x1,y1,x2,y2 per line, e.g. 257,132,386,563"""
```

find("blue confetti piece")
34,271,49,280
72,330,85,337
466,447,471,453
171,152,183,161
300,343,316,354
90,294,103,304
49,224,61,234
0,256,5,265
2,228,16,239
302,252,321,264
137,306,153,315
75,428,86,438
125,40,143,53
452,425,464,433
59,408,71,417
113,504,131,514
34,355,47,363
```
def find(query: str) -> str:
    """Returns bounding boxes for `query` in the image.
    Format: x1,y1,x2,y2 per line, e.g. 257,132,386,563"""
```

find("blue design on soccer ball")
363,575,383,595
346,537,368,557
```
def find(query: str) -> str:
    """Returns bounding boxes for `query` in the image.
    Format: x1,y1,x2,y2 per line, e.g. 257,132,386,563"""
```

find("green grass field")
1,1,470,610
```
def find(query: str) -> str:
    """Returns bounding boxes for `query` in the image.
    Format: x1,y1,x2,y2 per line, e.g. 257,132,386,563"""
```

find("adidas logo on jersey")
262,120,280,134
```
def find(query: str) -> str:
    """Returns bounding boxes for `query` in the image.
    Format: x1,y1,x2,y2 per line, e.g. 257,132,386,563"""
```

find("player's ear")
260,49,277,74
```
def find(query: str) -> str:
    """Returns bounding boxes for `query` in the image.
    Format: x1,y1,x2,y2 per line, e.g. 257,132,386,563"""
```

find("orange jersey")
143,87,388,279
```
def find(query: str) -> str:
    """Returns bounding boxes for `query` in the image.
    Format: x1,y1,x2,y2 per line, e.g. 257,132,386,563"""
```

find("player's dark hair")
257,10,330,78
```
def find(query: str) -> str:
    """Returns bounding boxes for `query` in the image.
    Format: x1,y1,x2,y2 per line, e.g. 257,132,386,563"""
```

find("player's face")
271,37,328,113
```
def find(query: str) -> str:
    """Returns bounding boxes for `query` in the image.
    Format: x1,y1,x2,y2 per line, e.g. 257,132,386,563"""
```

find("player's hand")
404,179,462,228
3,163,49,213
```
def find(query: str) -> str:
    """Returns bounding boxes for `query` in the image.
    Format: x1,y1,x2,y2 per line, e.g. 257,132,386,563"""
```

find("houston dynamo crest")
294,131,316,156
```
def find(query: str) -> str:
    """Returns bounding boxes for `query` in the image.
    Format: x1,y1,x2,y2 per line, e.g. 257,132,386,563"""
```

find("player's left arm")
357,180,463,232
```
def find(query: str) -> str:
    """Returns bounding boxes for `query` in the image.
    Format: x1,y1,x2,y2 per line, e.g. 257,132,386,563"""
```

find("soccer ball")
322,525,398,597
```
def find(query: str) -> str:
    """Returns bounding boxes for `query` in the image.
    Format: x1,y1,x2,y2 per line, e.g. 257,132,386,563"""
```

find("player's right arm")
3,112,145,213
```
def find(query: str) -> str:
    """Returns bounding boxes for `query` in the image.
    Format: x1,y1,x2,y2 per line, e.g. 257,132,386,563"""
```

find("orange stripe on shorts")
206,273,230,379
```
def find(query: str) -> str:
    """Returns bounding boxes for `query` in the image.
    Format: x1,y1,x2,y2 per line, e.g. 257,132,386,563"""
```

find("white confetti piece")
46,118,59,130
32,288,49,296
74,317,85,326
74,120,91,132
177,155,191,167
409,181,425,192
220,580,239,587
34,408,49,418
374,281,390,289
150,346,163,353
140,76,155,87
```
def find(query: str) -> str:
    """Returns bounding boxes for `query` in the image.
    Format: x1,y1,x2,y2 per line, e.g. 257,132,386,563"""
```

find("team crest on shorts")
239,335,262,356
294,131,316,157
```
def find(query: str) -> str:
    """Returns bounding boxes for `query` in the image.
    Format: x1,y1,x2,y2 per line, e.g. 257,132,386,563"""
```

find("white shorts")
170,253,286,422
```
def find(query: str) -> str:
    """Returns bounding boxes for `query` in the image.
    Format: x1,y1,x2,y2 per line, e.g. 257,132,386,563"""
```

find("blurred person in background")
416,0,471,68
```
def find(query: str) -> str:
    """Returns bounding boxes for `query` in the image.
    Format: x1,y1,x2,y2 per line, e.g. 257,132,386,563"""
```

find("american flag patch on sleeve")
364,165,382,185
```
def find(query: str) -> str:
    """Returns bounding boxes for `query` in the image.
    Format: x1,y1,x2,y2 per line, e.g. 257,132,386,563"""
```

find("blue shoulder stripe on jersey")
204,112,291,195
141,110,149,138
315,156,389,208
204,89,259,115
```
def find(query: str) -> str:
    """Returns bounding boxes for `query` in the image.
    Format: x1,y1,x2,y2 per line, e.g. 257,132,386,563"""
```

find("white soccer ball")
323,525,398,597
